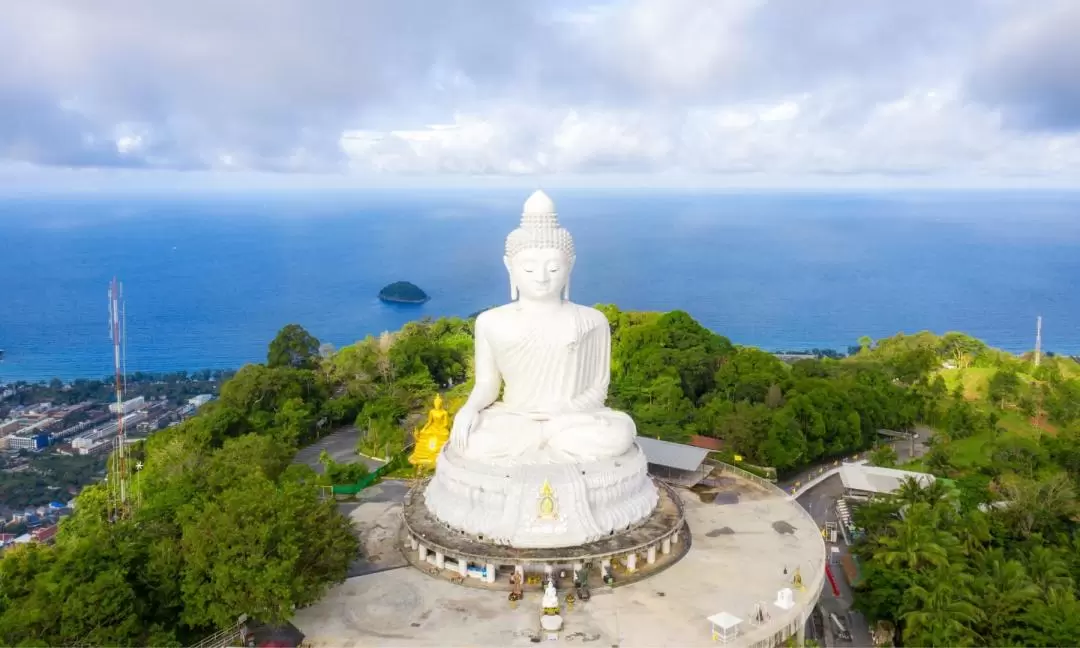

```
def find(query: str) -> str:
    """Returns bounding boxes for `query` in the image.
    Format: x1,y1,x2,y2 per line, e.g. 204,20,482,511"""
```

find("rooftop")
636,436,711,472
839,463,934,495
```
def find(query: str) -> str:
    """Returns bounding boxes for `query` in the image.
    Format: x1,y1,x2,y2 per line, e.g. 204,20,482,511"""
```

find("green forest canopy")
1,309,1078,645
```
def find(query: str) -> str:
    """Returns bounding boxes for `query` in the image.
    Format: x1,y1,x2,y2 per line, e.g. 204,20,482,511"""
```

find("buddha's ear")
503,255,518,301
562,258,574,301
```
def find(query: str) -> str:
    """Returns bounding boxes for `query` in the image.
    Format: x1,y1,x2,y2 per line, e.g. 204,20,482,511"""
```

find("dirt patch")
705,527,735,537
771,520,796,535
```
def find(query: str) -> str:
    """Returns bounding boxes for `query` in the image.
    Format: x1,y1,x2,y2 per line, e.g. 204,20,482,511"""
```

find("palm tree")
956,510,991,558
920,479,952,507
894,476,925,508
1026,545,1073,598
902,569,982,646
970,549,1040,643
876,504,951,572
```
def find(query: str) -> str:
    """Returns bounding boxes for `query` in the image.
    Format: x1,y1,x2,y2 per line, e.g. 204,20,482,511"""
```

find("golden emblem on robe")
538,479,559,520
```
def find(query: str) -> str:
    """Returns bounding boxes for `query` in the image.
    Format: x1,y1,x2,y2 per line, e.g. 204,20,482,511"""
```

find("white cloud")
1,0,1080,186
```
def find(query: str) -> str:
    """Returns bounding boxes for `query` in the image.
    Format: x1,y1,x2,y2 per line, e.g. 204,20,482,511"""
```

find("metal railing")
705,458,778,491
188,615,247,648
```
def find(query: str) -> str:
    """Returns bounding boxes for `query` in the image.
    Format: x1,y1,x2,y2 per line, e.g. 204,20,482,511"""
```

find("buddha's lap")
466,408,635,455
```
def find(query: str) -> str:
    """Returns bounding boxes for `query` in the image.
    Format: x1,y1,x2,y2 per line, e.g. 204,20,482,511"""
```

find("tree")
267,324,321,370
869,444,899,468
179,475,357,629
926,443,954,476
988,370,1022,408
874,504,951,572
902,572,982,646
938,332,987,369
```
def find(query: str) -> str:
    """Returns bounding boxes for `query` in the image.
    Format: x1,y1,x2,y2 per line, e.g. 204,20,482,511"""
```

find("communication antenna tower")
1035,315,1043,367
108,278,131,519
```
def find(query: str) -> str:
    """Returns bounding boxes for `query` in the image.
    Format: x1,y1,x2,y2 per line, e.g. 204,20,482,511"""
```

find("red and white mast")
108,278,129,514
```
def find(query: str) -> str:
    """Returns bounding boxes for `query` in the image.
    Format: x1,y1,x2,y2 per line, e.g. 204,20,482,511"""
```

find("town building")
0,419,24,436
109,396,146,415
6,432,50,452
188,394,214,408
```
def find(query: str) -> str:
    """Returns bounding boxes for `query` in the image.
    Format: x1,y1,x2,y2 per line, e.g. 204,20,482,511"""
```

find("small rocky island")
378,281,430,304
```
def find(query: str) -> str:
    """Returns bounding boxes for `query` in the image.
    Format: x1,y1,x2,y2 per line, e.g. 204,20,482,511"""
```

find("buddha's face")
505,247,571,302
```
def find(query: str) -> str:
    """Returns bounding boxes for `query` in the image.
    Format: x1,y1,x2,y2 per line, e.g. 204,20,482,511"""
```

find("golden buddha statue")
409,394,451,469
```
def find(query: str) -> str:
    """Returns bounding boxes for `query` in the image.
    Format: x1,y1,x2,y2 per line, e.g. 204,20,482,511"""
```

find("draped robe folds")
462,303,637,465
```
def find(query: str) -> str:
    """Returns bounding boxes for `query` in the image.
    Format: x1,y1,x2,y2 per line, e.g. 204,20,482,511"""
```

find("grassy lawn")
905,405,1045,473
938,367,997,401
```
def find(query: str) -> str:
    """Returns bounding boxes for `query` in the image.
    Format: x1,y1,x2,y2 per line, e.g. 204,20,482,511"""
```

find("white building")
839,464,935,499
7,433,49,452
76,439,113,455
72,411,147,450
188,394,214,408
109,396,145,415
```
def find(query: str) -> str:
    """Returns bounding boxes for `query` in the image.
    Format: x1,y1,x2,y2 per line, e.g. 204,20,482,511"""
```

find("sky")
2,0,1080,190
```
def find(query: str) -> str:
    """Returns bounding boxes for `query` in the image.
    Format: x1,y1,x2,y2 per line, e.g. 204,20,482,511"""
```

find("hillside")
1,314,1077,646
849,331,1080,646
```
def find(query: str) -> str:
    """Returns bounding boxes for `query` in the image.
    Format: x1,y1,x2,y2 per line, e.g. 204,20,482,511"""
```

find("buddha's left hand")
450,405,479,452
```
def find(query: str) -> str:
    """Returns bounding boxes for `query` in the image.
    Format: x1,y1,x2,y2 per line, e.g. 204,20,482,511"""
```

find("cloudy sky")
2,0,1080,188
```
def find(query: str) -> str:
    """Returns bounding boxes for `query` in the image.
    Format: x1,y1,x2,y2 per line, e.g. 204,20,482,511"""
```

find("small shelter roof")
839,464,934,495
636,437,711,472
707,612,742,630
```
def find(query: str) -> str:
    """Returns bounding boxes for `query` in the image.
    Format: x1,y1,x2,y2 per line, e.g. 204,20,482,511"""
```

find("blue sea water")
1,189,1078,382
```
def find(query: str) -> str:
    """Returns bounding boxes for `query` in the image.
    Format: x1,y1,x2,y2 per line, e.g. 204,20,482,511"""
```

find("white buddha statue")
449,190,636,465
423,190,658,548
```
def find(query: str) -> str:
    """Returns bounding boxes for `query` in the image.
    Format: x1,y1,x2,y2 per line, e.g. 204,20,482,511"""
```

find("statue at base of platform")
408,394,450,469
542,579,560,614
423,191,658,548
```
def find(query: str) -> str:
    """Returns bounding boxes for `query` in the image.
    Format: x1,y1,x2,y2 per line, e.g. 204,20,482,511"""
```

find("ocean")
1,189,1078,382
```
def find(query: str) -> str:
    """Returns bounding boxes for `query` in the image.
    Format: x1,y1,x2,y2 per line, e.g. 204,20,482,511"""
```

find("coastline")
4,344,1074,384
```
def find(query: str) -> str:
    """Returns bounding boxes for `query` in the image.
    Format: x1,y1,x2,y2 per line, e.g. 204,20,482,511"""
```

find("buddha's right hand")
450,406,479,452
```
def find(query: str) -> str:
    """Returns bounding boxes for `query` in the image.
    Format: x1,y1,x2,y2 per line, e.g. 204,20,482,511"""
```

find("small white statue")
542,579,560,611
774,587,795,610
449,190,637,465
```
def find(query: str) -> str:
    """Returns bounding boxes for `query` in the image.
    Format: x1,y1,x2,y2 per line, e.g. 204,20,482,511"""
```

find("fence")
187,615,247,648
327,445,414,497
706,458,780,492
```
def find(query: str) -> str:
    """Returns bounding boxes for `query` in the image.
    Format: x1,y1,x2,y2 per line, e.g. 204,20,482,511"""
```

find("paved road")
293,425,386,472
338,480,410,578
787,427,938,648
796,470,891,647
779,428,931,492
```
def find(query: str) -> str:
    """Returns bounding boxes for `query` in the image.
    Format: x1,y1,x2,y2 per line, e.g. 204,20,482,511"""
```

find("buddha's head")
433,393,443,410
504,190,575,303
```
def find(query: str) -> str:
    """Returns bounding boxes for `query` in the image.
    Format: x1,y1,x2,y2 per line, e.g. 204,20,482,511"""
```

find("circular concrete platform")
401,478,689,589
294,471,826,648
